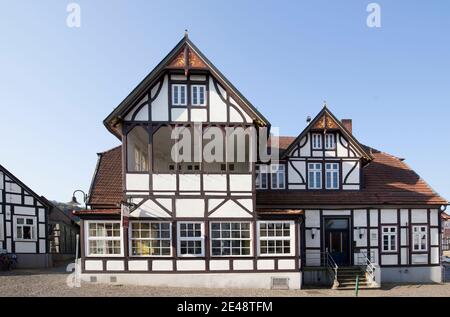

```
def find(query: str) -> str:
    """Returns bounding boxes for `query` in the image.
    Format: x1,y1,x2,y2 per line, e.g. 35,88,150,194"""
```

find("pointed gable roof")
104,34,270,138
282,106,373,161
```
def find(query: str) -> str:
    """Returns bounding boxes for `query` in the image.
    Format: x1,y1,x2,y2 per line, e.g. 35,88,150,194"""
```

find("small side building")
0,164,79,268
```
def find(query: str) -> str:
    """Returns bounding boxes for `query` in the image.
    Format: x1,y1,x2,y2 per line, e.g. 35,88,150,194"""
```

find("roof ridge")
97,145,121,156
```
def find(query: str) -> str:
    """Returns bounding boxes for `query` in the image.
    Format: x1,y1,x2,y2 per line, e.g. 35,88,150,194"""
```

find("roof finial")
184,29,189,38
323,100,328,108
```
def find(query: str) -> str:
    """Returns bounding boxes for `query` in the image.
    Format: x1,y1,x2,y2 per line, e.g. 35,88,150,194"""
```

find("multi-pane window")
87,222,121,256
255,165,268,189
325,162,339,189
15,217,36,241
172,84,187,105
134,147,148,172
178,222,204,256
191,85,206,106
325,134,336,149
130,222,171,256
211,222,251,256
308,163,322,189
259,222,293,256
270,164,285,189
382,226,397,252
413,226,428,251
312,133,322,149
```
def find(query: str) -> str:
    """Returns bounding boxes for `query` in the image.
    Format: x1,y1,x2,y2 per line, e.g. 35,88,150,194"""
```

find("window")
256,165,268,189
191,85,206,106
126,126,149,172
211,222,251,256
87,222,121,256
0,217,4,241
178,222,204,256
308,163,322,189
270,164,285,189
312,133,322,149
382,226,397,252
15,216,36,241
172,84,187,106
258,221,294,256
130,222,171,256
325,134,336,149
325,162,339,189
413,226,428,251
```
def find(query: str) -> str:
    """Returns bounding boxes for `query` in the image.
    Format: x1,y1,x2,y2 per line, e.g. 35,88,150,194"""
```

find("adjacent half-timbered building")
0,165,79,268
75,35,448,289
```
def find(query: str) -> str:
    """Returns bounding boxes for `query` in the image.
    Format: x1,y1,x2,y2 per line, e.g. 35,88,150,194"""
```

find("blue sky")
0,0,449,204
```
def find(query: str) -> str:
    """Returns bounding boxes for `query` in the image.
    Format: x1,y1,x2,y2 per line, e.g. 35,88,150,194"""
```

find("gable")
282,106,372,161
0,165,50,208
105,34,270,138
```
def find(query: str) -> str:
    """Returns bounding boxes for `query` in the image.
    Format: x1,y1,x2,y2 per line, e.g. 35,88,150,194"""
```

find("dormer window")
191,85,206,106
325,134,336,150
312,133,322,149
308,163,322,189
172,84,187,106
325,162,339,189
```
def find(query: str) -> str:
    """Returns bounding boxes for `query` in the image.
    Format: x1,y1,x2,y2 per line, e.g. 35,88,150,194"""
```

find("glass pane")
325,219,348,230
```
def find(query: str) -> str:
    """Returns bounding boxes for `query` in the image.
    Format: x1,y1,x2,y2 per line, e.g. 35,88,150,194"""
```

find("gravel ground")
0,266,449,297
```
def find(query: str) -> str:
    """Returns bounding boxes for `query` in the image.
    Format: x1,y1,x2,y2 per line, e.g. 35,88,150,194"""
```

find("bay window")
258,221,294,256
178,222,204,256
382,226,397,252
86,222,122,256
211,222,251,256
308,163,322,189
130,222,171,256
413,226,428,251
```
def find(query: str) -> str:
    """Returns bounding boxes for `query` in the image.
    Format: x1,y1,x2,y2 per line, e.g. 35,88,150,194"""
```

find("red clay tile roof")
87,139,448,210
87,146,122,209
257,144,448,207
442,213,450,221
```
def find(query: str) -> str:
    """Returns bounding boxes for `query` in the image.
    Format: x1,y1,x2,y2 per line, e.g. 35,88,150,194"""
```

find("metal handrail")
357,252,376,282
325,249,339,287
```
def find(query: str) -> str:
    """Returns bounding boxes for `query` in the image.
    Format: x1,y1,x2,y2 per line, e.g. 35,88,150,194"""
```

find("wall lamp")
311,228,317,239
358,227,366,239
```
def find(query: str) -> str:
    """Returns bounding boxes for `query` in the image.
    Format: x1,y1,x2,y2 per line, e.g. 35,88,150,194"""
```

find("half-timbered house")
0,165,79,268
75,35,448,289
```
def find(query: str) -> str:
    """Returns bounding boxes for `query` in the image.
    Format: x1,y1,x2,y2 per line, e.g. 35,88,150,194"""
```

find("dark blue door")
324,218,350,266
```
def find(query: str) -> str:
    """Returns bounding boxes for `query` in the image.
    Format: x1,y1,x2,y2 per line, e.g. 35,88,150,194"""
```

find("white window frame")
312,133,322,149
412,225,428,251
270,164,285,190
257,221,295,257
325,162,339,190
210,222,252,257
177,222,204,257
171,84,187,106
325,134,336,150
85,220,123,257
256,164,268,190
381,226,397,252
134,146,148,172
13,216,37,242
308,162,322,189
191,85,206,106
129,221,172,257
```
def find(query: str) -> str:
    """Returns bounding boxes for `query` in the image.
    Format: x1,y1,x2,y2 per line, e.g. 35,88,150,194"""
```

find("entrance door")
324,218,350,266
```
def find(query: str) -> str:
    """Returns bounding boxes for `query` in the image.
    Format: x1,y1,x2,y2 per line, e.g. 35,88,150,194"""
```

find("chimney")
341,119,352,133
